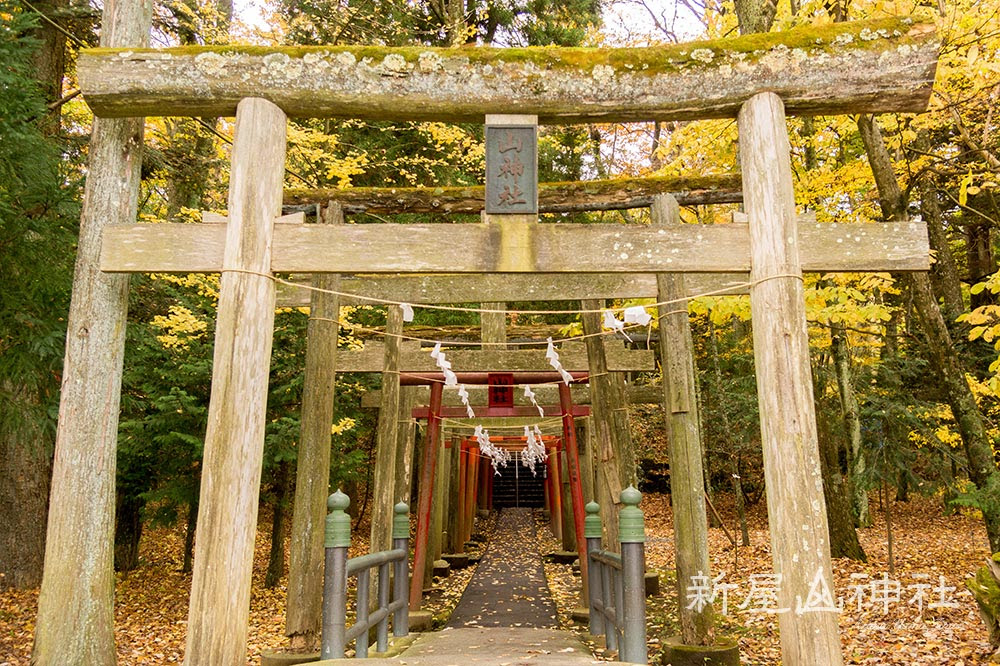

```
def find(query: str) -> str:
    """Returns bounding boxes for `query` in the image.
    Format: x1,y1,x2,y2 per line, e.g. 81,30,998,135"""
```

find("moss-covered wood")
967,554,1000,659
100,217,930,274
284,175,742,212
78,17,937,122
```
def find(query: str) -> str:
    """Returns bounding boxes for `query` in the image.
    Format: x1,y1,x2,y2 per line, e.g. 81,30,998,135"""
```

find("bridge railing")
322,491,410,659
585,488,648,664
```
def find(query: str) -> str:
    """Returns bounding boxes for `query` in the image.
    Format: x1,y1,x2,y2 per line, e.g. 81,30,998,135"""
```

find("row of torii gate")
33,3,940,665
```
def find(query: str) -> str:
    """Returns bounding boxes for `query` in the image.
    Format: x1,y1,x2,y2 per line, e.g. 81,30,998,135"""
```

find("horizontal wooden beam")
361,383,661,408
101,218,930,274
415,405,590,418
275,273,749,307
284,175,742,213
78,18,937,122
336,341,654,373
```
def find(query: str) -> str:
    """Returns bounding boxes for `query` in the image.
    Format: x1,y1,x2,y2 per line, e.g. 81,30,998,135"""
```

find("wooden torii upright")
41,16,937,666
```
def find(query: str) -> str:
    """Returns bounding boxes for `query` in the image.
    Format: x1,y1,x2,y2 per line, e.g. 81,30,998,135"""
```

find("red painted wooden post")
486,460,494,510
550,444,563,540
559,382,590,598
457,440,468,552
465,446,480,542
409,381,444,610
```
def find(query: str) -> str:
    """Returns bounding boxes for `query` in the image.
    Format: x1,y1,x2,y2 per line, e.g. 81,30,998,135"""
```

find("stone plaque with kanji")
485,125,538,214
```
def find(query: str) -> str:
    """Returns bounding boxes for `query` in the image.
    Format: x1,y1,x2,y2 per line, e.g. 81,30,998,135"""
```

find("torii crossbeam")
39,14,940,666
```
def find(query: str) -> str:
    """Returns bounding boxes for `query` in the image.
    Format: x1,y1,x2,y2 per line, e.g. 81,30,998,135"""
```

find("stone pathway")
313,508,617,666
447,508,558,629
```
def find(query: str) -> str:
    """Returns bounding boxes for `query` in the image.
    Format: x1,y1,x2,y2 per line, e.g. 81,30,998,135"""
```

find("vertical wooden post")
446,435,462,553
184,97,287,666
486,458,494,510
465,446,480,541
286,202,343,649
739,92,843,666
32,3,153,664
550,444,563,540
652,194,715,646
579,417,595,503
581,302,637,551
481,302,507,349
560,451,576,549
372,306,404,553
559,383,590,601
395,386,419,504
456,440,468,551
409,381,443,610
426,438,449,584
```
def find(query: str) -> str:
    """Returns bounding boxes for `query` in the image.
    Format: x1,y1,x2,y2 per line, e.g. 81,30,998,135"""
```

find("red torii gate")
401,371,591,610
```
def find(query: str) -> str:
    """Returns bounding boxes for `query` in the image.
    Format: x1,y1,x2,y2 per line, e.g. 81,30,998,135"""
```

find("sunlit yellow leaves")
151,305,208,350
331,417,356,435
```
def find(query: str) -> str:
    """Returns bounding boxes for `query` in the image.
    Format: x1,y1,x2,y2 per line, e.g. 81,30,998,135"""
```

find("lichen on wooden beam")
78,17,937,122
284,174,742,213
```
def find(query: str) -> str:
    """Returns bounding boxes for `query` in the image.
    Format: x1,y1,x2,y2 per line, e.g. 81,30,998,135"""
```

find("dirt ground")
541,492,996,665
1,492,995,665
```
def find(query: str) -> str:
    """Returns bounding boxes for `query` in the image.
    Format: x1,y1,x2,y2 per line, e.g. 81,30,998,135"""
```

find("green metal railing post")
619,486,648,664
584,500,604,636
392,502,410,637
322,490,351,659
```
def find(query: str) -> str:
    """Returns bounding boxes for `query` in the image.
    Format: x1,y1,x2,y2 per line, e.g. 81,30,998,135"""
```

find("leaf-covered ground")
1,493,994,665
540,492,996,665
0,509,482,666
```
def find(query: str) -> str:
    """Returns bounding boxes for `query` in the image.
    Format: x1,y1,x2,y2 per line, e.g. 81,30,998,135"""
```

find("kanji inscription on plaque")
485,125,538,214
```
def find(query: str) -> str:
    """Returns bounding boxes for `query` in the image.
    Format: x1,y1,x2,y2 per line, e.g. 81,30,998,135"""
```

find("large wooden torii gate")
36,14,938,666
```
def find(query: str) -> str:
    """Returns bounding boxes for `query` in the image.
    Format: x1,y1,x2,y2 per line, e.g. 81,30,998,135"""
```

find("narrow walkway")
446,507,558,628
315,508,617,666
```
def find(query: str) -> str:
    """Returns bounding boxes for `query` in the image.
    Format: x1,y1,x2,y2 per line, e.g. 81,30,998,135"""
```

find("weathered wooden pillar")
465,446,480,541
549,444,563,540
371,306,404,552
446,435,462,553
395,386,419,506
409,381,443,610
739,92,843,666
579,417,595,503
456,440,469,550
560,450,576,551
581,302,637,551
286,203,343,649
653,194,715,645
425,438,450,584
33,3,154,663
559,383,589,599
184,97,287,666
481,302,507,349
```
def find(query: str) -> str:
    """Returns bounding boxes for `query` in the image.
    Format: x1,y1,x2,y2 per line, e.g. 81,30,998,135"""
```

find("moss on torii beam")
78,17,937,122
284,174,743,212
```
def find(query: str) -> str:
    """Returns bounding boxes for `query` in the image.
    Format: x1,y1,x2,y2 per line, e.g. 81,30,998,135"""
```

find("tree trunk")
859,113,1000,553
33,2,154,663
266,462,291,589
916,138,964,323
831,326,871,527
708,323,750,546
968,222,996,309
0,401,51,589
114,491,144,574
183,497,198,575
29,0,69,134
815,403,867,561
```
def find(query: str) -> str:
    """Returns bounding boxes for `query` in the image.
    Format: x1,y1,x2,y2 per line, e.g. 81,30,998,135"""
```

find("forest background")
1,0,1000,661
